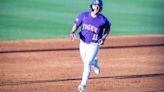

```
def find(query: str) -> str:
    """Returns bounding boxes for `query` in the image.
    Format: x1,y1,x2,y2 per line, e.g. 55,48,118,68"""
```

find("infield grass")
0,0,164,40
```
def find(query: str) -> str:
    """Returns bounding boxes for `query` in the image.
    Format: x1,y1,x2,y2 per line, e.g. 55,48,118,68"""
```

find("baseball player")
70,0,111,91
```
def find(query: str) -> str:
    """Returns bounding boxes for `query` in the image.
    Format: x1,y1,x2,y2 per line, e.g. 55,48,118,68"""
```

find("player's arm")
102,28,110,40
98,27,110,45
70,24,79,41
102,19,111,41
71,24,79,33
70,13,83,40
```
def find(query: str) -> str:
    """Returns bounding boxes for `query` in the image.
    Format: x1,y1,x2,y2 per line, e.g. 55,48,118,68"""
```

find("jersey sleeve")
74,13,84,27
104,18,111,30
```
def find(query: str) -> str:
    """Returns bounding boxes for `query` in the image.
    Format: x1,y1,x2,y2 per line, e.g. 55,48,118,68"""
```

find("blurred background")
0,0,164,40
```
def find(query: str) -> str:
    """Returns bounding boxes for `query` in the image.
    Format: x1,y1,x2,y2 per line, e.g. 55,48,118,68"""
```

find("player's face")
92,4,100,14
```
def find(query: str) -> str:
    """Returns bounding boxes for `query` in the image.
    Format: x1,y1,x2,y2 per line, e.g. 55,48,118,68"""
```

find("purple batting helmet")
90,0,103,12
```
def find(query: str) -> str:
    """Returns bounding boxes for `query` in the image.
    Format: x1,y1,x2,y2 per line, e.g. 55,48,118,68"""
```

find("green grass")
106,0,164,35
0,0,164,40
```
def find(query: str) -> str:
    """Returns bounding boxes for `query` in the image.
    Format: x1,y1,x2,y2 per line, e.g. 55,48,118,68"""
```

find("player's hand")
98,38,105,45
70,32,76,41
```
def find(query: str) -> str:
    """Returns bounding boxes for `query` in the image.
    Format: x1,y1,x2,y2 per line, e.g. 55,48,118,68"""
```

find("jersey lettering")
82,23,98,33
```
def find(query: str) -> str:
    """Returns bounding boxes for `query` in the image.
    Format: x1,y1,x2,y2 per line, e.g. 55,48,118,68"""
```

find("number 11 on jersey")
92,34,98,40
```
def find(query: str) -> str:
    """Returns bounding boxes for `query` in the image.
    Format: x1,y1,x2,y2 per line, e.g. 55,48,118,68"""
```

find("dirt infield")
0,35,164,92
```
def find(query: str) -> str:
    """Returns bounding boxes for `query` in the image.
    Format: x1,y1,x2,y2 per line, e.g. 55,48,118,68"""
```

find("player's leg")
79,40,89,92
79,40,87,62
79,40,89,91
80,42,100,87
92,57,100,74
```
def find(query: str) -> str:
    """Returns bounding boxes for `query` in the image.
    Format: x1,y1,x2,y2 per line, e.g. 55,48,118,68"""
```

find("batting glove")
70,32,75,41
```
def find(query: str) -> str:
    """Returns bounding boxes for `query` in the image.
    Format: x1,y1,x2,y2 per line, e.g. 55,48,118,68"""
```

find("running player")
70,0,111,91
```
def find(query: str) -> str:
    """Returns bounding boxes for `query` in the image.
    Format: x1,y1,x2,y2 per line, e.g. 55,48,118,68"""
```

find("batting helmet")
90,0,103,12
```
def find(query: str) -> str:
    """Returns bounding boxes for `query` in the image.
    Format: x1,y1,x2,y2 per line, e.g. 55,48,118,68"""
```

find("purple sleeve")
74,13,83,27
104,19,111,30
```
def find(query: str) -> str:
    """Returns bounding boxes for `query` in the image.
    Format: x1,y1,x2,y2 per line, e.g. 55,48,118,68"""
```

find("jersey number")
92,34,98,40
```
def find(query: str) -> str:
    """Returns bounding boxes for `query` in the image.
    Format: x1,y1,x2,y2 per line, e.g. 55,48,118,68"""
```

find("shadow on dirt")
0,44,164,54
1,73,164,86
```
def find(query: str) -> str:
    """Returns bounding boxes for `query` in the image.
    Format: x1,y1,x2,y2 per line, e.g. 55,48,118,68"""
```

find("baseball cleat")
78,85,86,92
93,59,100,74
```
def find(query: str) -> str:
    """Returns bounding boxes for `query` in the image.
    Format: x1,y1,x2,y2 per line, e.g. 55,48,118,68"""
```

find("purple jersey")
74,11,111,43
